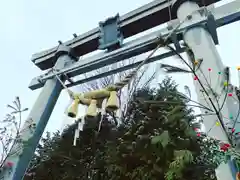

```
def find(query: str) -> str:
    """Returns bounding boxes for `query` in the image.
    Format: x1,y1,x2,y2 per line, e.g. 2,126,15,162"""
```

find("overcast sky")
0,0,239,135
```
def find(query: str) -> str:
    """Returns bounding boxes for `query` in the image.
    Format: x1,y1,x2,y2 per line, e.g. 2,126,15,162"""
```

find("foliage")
23,78,237,180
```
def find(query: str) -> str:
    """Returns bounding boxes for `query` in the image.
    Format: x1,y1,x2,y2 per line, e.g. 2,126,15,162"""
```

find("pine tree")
24,78,223,180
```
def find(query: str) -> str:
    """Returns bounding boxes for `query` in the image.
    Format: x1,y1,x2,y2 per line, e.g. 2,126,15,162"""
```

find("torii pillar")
172,0,237,179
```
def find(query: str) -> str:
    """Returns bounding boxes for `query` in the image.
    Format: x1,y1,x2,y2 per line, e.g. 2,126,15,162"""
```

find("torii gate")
1,0,240,179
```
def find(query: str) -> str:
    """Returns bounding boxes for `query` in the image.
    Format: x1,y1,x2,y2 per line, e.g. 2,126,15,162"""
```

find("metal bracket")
192,8,219,45
205,12,219,45
167,21,181,52
171,31,181,51
98,14,123,51
64,73,74,84
55,44,78,62
179,8,219,45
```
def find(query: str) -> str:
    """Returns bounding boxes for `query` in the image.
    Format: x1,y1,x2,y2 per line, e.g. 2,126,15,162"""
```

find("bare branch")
0,97,28,169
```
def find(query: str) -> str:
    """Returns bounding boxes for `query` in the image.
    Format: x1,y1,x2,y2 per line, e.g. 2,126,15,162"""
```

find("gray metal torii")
1,0,240,179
